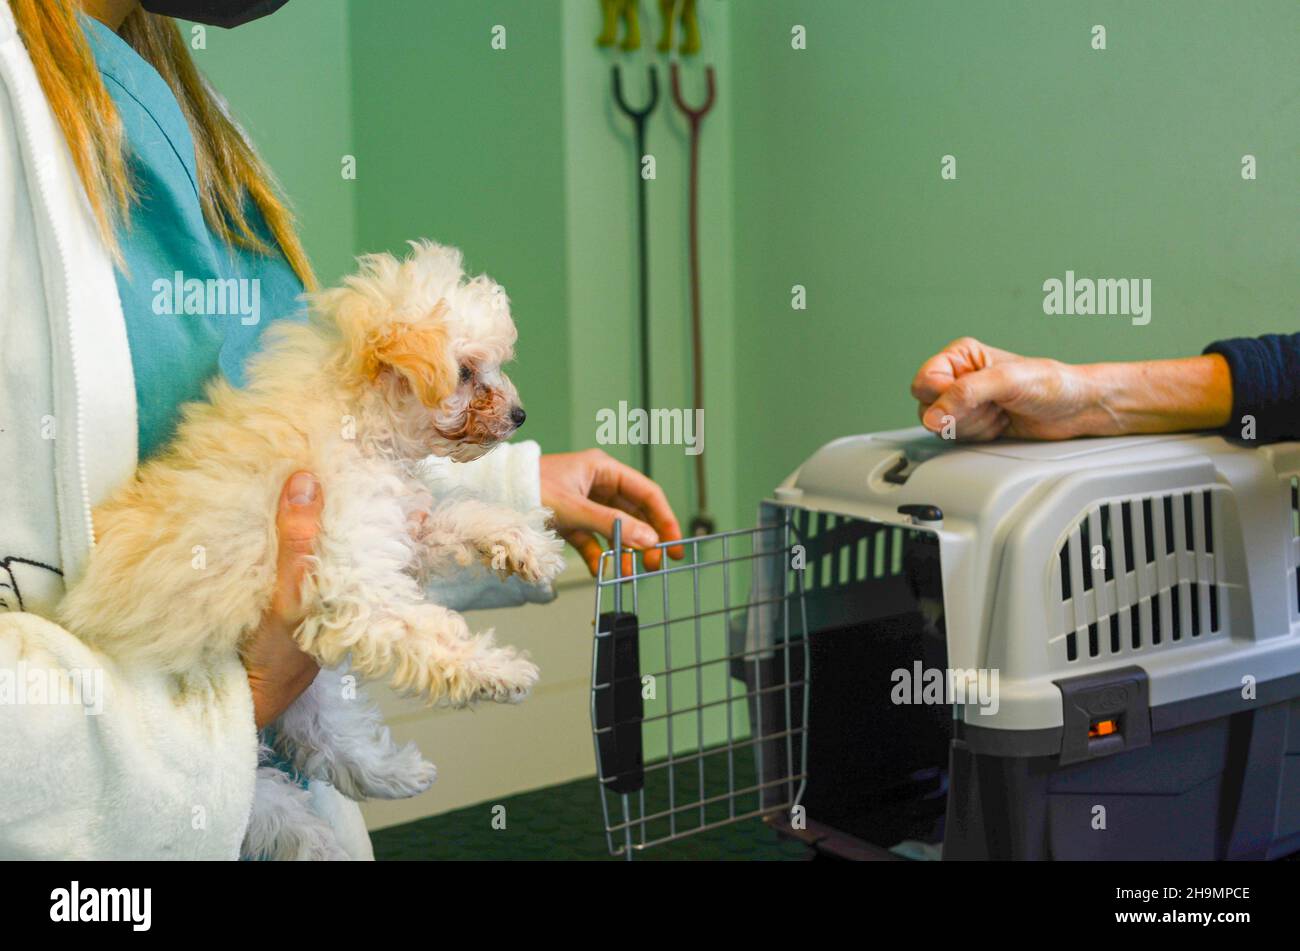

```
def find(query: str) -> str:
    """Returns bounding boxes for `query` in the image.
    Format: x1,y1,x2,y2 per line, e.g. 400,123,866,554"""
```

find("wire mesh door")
590,509,810,858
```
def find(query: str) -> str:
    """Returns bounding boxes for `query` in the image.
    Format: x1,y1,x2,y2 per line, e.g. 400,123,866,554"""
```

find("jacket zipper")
1,34,95,559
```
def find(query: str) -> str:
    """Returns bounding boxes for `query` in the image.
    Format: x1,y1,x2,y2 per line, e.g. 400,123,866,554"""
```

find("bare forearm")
1080,354,1233,436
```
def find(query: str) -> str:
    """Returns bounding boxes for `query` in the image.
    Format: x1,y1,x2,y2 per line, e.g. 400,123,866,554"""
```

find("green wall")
729,0,1300,516
189,0,356,286
560,0,739,533
196,0,1298,538
349,0,572,454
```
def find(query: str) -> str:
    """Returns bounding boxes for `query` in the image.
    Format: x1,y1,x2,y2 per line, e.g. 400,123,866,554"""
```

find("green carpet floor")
371,769,812,861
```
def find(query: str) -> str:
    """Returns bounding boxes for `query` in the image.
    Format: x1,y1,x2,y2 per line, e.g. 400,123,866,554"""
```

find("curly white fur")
57,241,566,860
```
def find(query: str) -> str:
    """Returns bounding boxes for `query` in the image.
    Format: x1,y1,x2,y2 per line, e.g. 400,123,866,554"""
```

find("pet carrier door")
589,510,811,858
589,501,951,859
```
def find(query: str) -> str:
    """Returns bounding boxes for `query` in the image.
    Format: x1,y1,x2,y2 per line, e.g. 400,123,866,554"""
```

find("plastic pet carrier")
589,428,1300,860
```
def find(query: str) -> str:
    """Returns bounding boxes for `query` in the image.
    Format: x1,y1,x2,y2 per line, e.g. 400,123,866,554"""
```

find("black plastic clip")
594,611,645,793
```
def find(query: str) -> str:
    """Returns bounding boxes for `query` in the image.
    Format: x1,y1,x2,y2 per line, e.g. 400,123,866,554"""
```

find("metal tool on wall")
612,65,659,477
670,63,716,536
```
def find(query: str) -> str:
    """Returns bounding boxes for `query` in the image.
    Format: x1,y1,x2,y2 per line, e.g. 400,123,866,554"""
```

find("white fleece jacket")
0,6,549,860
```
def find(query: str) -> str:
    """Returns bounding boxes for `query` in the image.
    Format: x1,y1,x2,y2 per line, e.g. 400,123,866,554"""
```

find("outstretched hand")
540,449,685,575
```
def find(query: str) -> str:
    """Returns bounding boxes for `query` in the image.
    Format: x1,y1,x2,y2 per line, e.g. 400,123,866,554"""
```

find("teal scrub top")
82,16,306,462
83,17,309,795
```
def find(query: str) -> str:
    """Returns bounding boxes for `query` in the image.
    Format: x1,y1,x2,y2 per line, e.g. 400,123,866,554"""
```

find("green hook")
657,0,700,56
597,0,642,51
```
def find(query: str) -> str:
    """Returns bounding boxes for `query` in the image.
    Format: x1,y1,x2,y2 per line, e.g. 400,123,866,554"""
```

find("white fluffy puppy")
58,241,566,860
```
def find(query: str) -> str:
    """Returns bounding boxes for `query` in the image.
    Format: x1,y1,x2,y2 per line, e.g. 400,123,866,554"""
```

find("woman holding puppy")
0,0,682,859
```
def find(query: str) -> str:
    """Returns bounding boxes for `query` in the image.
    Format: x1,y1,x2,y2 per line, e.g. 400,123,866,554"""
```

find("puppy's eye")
459,365,473,384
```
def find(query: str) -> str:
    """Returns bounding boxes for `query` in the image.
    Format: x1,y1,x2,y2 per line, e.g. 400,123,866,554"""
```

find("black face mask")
138,0,290,28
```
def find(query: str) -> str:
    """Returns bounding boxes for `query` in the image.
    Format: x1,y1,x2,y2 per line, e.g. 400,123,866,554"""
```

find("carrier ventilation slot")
1056,489,1224,665
791,509,919,594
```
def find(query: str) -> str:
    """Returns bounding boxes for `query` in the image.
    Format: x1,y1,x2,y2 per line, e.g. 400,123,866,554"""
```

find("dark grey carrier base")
943,676,1300,861
758,616,1300,860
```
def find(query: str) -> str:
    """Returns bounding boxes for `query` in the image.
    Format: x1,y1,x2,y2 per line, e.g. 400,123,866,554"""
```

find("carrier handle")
594,611,645,793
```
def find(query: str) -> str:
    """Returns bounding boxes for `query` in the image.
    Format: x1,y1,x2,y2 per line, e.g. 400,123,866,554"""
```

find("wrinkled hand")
911,337,1108,441
243,472,323,729
540,449,685,575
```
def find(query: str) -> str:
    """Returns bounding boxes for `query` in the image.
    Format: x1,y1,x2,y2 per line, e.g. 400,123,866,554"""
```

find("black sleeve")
1203,333,1300,443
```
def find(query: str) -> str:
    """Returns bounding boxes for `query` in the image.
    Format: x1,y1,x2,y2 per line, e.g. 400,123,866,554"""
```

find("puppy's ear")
364,308,456,405
317,279,456,405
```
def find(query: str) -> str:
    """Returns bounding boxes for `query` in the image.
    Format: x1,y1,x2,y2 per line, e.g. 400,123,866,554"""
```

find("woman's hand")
540,449,685,575
911,337,1232,441
243,472,323,729
911,338,1102,440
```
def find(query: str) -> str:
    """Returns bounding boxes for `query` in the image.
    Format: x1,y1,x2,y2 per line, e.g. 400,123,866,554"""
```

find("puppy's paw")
352,743,438,800
470,647,539,704
485,521,566,585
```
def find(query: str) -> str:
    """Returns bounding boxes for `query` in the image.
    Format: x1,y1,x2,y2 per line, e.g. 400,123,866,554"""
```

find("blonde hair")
8,0,316,289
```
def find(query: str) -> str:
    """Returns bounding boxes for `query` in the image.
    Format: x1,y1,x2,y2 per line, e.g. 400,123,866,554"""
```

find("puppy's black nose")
510,406,526,428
